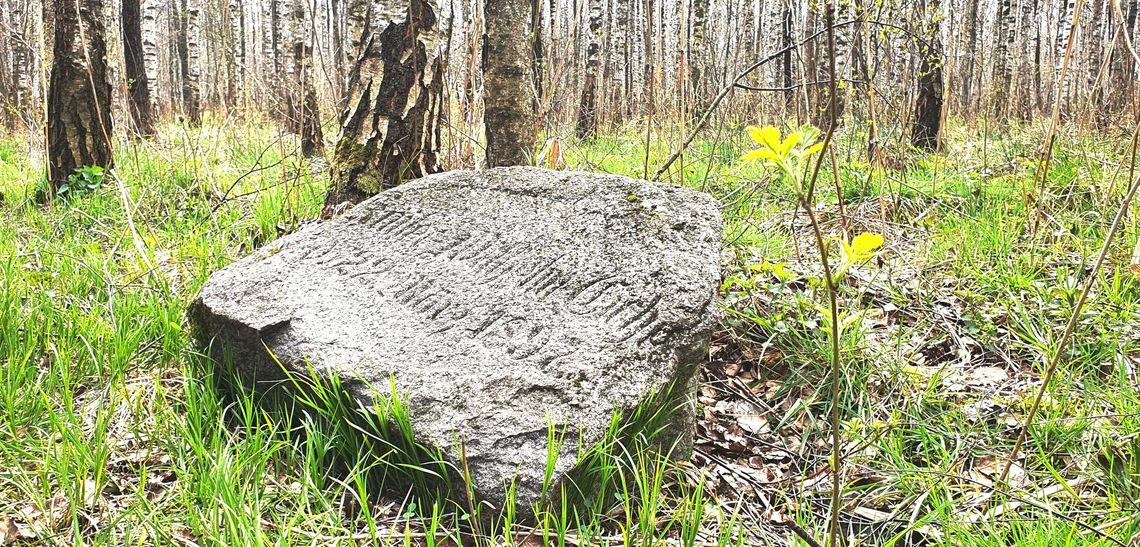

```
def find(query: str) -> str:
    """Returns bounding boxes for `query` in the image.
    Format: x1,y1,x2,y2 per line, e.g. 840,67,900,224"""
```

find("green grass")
1,118,1139,545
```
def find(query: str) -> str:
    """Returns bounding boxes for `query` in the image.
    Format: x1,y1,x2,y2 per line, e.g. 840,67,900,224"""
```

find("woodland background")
0,0,1135,161
2,0,1140,545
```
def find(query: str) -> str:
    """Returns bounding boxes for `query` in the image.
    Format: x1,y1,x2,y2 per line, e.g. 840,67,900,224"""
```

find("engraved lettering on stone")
191,168,721,513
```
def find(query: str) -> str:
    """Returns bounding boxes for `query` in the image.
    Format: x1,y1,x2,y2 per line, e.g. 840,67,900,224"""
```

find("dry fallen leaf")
1131,237,1140,274
81,478,100,509
0,516,20,545
972,455,1028,488
738,414,769,435
967,366,1009,387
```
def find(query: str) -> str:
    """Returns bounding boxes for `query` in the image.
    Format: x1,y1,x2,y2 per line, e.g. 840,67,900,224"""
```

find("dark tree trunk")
962,0,979,111
992,0,1013,117
484,0,534,167
912,0,943,151
325,0,445,208
782,1,793,109
289,0,323,156
176,0,201,126
689,0,709,114
122,0,156,137
576,0,601,139
811,2,843,131
47,0,114,191
299,90,324,157
613,0,630,123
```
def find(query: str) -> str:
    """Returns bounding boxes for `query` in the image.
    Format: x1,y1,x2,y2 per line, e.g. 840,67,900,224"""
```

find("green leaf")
768,261,792,281
850,232,884,260
747,125,781,150
780,131,803,158
740,148,779,163
799,142,825,159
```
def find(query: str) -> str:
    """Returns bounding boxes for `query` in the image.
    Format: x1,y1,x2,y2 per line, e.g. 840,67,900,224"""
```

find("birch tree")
123,0,156,136
46,0,113,191
484,0,534,166
689,0,709,113
177,0,201,125
576,0,602,138
287,0,322,155
325,0,448,207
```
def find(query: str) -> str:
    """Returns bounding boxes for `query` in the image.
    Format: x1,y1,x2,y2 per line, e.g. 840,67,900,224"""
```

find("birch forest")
2,0,1137,158
2,0,1140,545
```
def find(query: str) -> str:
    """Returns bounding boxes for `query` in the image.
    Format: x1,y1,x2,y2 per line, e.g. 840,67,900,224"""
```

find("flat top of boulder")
191,167,721,510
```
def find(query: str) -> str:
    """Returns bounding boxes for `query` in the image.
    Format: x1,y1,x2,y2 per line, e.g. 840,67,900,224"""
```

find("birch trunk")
289,0,323,155
689,0,709,114
122,0,156,136
484,0,534,166
178,0,201,125
47,0,114,190
325,0,447,206
576,0,602,138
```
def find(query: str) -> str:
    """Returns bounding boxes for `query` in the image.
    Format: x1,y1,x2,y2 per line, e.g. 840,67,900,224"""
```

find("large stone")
189,167,721,511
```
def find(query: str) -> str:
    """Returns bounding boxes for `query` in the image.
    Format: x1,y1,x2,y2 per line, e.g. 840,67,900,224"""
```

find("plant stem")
999,118,1140,486
822,4,843,546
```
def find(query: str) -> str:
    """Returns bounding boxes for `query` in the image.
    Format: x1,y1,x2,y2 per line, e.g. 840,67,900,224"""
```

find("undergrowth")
0,117,1137,545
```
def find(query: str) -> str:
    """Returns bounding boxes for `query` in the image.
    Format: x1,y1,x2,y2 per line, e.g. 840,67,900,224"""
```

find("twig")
652,19,927,181
733,79,863,93
1027,0,1086,237
875,467,1127,547
821,5,843,546
110,172,155,275
999,119,1140,489
697,449,823,547
652,19,857,181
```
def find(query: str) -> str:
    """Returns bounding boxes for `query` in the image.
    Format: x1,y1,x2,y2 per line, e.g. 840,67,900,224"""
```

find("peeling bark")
47,0,114,191
122,0,156,137
325,0,447,207
484,0,534,167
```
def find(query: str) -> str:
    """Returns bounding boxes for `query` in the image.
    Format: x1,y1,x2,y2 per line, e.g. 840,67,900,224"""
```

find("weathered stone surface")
190,167,721,511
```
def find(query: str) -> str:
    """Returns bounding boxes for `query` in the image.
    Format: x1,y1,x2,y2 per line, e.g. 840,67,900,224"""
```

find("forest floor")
0,120,1138,546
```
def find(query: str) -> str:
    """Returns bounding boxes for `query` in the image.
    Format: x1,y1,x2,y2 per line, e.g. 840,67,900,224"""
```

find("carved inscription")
288,191,670,364
192,168,722,513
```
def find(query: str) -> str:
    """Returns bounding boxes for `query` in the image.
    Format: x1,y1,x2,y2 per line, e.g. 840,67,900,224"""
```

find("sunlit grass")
1,118,1138,544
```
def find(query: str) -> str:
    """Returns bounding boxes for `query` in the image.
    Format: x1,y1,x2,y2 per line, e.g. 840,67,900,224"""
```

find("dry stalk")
1028,0,1086,238
999,118,1140,488
822,5,843,546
